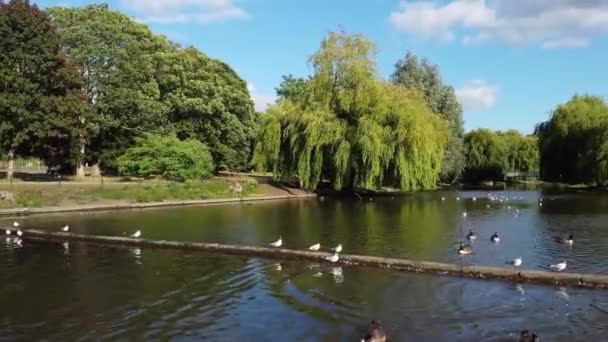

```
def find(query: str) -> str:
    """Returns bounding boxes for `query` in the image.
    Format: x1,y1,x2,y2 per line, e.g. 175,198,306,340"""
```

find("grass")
0,178,258,209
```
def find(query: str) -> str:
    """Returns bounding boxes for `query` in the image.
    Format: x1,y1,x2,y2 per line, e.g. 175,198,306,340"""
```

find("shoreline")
0,193,316,217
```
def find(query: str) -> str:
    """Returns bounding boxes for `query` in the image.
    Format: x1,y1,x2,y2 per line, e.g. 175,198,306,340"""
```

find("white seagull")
5,229,11,235
550,261,567,272
472,197,477,201
131,230,142,239
16,230,23,237
309,243,321,251
507,257,523,267
324,253,339,263
270,237,282,248
462,212,468,218
441,197,446,201
332,244,343,253
13,221,19,228
61,225,70,232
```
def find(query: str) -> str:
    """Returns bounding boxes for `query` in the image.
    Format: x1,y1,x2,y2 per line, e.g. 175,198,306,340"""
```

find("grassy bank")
0,178,258,209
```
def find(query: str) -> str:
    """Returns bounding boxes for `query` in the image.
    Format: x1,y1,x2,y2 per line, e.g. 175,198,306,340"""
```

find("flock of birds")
452,194,573,273
269,236,343,263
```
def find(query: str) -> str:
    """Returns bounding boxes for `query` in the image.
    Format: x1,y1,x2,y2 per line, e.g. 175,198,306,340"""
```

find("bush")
117,135,215,181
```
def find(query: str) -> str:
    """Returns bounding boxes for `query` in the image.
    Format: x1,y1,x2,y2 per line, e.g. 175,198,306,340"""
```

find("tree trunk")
75,141,85,178
6,150,14,182
91,162,101,177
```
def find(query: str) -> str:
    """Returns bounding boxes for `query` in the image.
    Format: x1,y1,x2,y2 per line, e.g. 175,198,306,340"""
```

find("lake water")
2,189,608,340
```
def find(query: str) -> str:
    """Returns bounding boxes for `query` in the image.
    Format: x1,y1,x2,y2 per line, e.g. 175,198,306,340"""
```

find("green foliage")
253,32,448,191
0,0,91,166
536,95,608,184
464,129,538,183
116,135,214,181
49,5,255,171
276,74,310,104
391,52,465,183
156,48,256,170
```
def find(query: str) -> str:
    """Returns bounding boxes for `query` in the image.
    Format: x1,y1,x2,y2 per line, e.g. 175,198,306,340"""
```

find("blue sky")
34,0,608,134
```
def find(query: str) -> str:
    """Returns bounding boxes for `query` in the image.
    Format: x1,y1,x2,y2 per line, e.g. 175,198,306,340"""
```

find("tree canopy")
464,129,538,183
536,95,608,184
391,52,465,183
48,4,255,171
0,0,91,177
253,32,448,191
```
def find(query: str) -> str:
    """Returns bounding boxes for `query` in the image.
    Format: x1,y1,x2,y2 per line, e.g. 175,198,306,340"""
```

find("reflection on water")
1,189,608,339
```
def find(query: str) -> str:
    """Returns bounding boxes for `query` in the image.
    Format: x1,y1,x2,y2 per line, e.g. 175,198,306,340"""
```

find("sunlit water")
2,189,608,340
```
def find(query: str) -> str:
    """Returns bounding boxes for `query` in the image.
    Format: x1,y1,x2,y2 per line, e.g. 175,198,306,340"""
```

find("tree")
463,129,539,183
156,48,256,170
276,74,310,103
536,95,608,184
116,135,214,181
49,4,170,174
0,0,91,180
253,32,448,191
50,5,256,172
391,52,465,183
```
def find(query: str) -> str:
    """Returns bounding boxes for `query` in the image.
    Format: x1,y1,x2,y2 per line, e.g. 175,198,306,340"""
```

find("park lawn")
0,178,258,209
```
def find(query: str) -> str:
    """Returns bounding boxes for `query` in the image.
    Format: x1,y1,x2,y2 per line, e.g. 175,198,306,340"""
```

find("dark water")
2,190,608,340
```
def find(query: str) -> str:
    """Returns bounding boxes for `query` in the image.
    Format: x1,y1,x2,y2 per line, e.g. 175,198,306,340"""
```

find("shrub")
117,135,214,181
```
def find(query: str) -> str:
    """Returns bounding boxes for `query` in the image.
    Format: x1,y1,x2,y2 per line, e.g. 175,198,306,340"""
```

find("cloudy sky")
33,0,608,133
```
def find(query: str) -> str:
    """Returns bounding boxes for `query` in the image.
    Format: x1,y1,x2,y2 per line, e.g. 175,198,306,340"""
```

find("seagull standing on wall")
13,222,19,228
332,244,343,253
550,261,567,272
131,230,142,239
309,243,321,251
61,225,69,232
506,257,522,267
270,237,282,248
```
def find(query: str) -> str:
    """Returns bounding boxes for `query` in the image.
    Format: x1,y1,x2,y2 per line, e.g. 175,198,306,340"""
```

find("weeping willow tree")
253,32,448,191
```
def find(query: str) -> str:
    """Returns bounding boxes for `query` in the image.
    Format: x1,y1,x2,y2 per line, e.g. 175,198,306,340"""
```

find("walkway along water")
10,229,608,289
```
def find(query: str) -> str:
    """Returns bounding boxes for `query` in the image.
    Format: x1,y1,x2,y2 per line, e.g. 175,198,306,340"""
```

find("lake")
2,189,608,340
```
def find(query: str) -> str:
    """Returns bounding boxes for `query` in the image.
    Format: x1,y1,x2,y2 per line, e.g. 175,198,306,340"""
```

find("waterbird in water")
324,253,339,263
332,244,343,253
458,242,472,255
472,197,477,201
490,232,500,243
441,197,446,201
519,330,539,342
466,230,477,241
361,320,387,342
555,234,574,245
462,212,468,218
506,257,523,267
456,197,461,201
61,225,69,232
269,237,282,248
549,260,567,272
5,229,10,235
130,230,142,239
16,230,23,237
309,243,321,251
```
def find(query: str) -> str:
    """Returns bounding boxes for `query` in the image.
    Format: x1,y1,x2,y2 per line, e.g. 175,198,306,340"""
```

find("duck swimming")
466,230,477,241
490,232,500,243
458,242,472,255
519,330,539,342
361,320,387,342
555,234,574,245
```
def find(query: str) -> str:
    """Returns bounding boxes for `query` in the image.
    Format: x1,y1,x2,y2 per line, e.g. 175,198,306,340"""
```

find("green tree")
253,32,448,191
156,48,256,170
49,4,169,174
0,0,91,180
391,52,465,183
117,134,214,181
536,95,608,184
276,74,310,103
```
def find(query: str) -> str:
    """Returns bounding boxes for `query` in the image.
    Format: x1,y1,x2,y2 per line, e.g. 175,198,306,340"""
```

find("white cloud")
455,80,498,111
247,83,276,112
389,0,608,48
541,37,589,49
121,0,248,24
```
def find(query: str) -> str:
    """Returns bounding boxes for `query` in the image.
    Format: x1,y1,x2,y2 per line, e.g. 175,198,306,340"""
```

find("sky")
33,0,608,134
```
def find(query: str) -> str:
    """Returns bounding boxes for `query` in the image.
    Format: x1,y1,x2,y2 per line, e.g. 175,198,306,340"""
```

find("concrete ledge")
12,229,608,289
